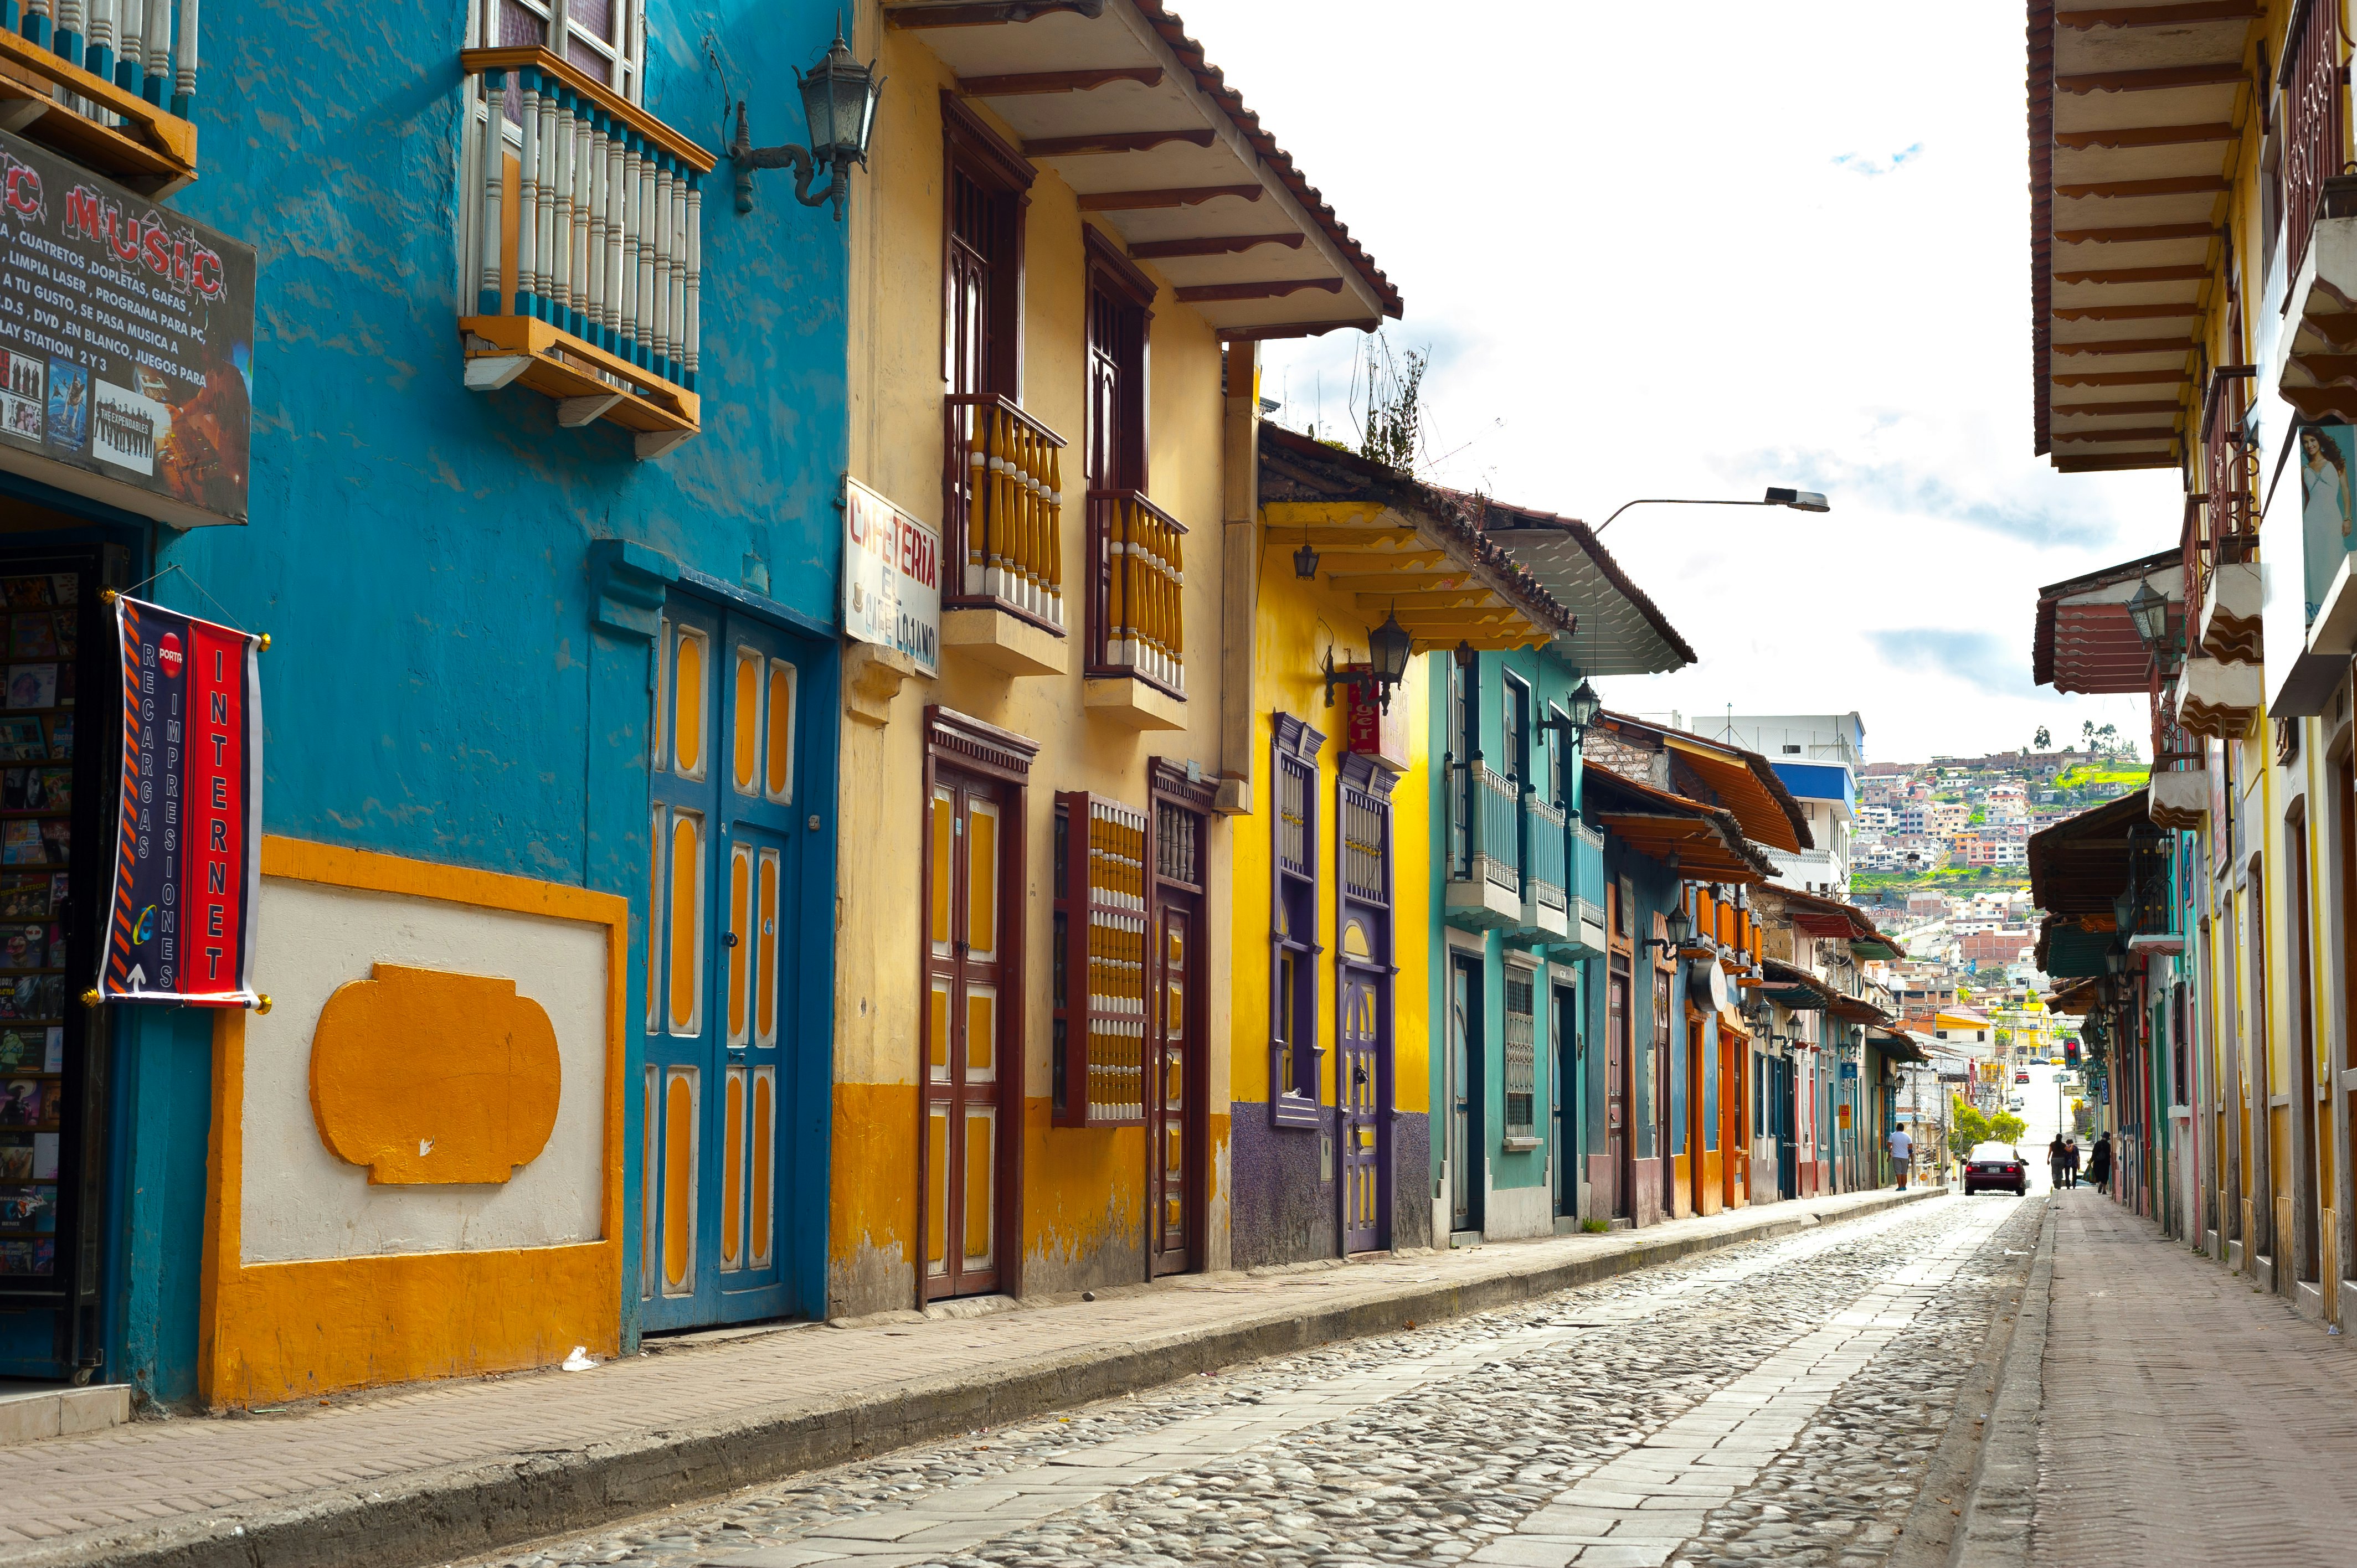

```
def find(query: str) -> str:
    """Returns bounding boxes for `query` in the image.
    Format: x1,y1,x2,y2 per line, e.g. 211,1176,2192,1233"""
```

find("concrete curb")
8,1187,1942,1568
1953,1199,2055,1568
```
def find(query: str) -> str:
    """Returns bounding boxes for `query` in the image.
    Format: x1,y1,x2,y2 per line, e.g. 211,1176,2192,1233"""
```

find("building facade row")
0,0,1925,1407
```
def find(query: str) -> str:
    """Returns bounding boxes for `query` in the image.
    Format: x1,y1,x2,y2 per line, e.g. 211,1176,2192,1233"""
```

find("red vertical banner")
99,595,261,1006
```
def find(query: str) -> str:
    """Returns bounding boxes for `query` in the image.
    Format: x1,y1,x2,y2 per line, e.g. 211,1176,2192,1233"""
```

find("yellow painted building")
826,0,1398,1311
1228,427,1569,1262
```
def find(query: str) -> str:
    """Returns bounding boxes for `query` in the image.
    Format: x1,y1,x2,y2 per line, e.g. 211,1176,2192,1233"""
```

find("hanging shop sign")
96,595,261,1006
0,128,255,530
1339,664,1408,771
842,477,940,678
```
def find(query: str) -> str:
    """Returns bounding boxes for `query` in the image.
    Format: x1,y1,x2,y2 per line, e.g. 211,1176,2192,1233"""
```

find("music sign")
842,477,940,678
0,127,255,529
97,595,262,1006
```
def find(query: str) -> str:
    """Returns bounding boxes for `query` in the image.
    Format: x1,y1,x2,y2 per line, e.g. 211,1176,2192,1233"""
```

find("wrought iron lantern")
1321,610,1415,713
2124,578,2170,654
1643,901,1692,957
729,24,884,219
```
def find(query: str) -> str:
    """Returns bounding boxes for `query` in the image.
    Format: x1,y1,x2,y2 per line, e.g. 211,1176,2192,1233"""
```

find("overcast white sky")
1177,0,2179,765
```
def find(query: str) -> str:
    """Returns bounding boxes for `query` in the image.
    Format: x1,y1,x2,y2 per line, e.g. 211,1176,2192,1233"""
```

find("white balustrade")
465,53,706,398
20,0,198,123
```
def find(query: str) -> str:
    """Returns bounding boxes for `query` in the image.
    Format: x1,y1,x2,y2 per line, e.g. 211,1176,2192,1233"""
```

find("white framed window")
475,0,645,102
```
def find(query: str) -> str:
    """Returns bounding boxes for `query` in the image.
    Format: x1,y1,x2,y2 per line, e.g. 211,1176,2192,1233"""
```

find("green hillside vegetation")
2054,762,2148,791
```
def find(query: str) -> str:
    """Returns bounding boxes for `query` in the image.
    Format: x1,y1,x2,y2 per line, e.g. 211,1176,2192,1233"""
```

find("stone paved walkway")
441,1191,2030,1568
0,1185,1928,1567
2034,1190,2357,1567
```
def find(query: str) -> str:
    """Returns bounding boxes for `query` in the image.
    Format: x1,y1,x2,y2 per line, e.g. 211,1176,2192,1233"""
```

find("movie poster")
96,595,261,1005
0,128,254,525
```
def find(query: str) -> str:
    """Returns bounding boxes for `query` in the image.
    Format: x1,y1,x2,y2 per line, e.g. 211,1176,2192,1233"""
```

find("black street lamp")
2124,579,2171,657
730,25,884,219
1321,610,1415,712
1592,487,1831,537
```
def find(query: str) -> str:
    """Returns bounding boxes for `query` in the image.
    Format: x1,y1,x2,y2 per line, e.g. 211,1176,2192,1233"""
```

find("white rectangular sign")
843,477,940,678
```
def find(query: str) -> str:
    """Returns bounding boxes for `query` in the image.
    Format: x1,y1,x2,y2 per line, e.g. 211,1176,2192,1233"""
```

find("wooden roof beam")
2055,63,2248,94
2052,368,2194,385
2052,427,2182,443
2054,303,2199,321
2052,337,2195,354
2054,221,2215,243
2054,121,2237,149
1174,278,1343,303
2054,264,2211,284
1294,550,1448,572
959,67,1163,95
2054,174,2229,198
1027,128,1216,157
1077,184,1264,212
2053,399,2186,415
1128,233,1305,260
1284,527,1422,547
1217,318,1381,342
1327,571,1472,591
2056,1,2260,27
1354,590,1496,610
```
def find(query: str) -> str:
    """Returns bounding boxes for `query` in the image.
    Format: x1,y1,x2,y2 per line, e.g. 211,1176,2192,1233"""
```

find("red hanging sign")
97,594,261,1005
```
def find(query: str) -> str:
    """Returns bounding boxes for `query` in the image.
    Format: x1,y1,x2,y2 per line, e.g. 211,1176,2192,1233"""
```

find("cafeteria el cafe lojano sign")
0,127,255,529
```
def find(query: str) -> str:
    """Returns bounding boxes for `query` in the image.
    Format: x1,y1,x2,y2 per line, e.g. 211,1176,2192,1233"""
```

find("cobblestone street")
462,1196,2039,1568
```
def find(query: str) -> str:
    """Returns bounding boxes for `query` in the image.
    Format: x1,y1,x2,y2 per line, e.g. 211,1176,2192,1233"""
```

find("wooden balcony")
944,394,1067,674
1087,485,1185,677
0,4,199,192
458,48,711,458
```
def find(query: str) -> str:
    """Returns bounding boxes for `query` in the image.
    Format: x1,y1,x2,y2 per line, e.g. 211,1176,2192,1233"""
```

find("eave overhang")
1471,503,1698,678
2027,0,2258,472
889,0,1399,338
1258,426,1575,651
2031,548,2183,693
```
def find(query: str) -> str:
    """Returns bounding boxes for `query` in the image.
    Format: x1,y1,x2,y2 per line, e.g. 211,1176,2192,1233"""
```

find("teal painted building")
0,0,857,1406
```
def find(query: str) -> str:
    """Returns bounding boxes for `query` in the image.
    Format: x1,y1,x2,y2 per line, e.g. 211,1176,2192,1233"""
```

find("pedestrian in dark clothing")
2066,1138,2081,1189
2047,1134,2069,1192
2086,1133,2112,1192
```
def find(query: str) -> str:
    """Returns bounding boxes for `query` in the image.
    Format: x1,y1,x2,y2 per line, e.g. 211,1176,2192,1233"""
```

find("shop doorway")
1447,951,1483,1237
0,545,117,1373
1552,979,1578,1224
643,595,813,1331
1145,783,1206,1278
1772,1055,1797,1200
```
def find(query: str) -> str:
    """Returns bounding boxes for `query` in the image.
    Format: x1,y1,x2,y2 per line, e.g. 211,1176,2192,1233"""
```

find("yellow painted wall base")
205,1243,618,1407
830,1080,920,1312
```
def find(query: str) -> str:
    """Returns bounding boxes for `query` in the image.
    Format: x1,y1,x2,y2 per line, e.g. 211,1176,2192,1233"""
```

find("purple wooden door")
1340,969,1386,1254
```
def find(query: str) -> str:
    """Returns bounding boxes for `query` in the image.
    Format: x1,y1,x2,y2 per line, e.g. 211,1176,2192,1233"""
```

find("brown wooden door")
1148,894,1198,1276
925,770,1007,1299
1653,968,1674,1214
1607,961,1631,1219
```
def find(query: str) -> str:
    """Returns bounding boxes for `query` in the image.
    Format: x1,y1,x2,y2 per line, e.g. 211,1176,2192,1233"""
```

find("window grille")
1156,798,1200,888
1505,971,1536,1135
1054,792,1148,1126
1342,778,1387,905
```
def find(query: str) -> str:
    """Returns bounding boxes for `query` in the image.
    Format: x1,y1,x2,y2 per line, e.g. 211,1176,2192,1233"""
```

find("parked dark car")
1964,1141,2027,1196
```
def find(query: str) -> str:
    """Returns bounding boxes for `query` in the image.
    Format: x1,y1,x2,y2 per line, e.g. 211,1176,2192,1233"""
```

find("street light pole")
1592,487,1831,537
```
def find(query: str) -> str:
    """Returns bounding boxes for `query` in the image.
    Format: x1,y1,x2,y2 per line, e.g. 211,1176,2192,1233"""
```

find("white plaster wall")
240,877,609,1265
1483,1173,1551,1240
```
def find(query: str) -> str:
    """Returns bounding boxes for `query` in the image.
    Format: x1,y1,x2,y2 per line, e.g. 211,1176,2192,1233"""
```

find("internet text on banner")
97,594,261,1005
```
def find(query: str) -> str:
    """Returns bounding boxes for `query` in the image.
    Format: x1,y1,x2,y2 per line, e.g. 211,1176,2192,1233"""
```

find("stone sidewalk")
2,1185,1933,1568
2028,1192,2357,1567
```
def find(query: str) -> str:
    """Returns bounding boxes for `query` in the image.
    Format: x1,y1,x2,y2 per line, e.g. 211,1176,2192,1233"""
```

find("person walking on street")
2048,1133,2069,1193
2066,1138,2082,1189
1888,1124,1912,1192
2087,1132,2112,1193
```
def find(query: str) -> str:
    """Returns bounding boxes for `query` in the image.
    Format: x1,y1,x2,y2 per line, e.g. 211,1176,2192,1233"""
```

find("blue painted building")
0,0,852,1406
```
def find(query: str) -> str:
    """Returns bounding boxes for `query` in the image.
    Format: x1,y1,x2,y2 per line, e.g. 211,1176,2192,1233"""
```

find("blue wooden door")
642,595,806,1330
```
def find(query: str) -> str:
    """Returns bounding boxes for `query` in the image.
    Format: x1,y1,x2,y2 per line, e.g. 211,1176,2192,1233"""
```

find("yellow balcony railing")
1088,488,1185,698
946,393,1066,632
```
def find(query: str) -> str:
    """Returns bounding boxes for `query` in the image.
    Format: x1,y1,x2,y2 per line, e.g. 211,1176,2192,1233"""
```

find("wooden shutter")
1054,790,1150,1127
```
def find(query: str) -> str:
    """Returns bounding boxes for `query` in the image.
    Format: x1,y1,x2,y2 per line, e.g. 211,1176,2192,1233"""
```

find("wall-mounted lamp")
1641,903,1692,957
1294,523,1319,579
1538,677,1605,750
729,24,884,219
2124,578,2171,656
1322,611,1414,712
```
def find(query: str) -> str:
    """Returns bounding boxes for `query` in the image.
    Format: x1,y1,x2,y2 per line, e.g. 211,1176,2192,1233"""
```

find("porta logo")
308,963,562,1184
157,633,182,679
